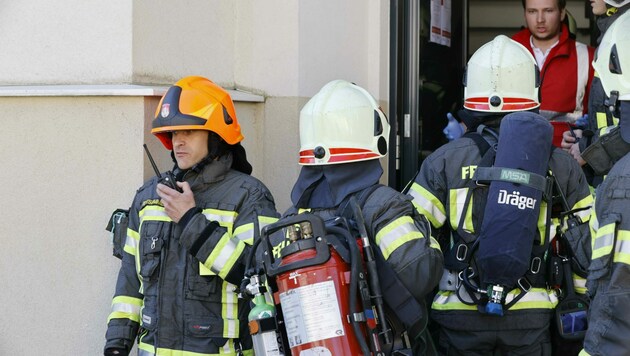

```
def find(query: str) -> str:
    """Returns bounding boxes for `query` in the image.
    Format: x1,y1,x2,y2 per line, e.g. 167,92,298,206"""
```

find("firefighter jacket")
104,154,279,356
581,153,630,356
408,126,593,332
281,161,444,353
512,23,595,122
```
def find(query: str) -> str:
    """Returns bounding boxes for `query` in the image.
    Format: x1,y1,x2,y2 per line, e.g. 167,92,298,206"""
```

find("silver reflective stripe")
211,236,240,273
125,233,138,250
575,42,589,115
377,220,417,254
203,211,236,224
224,282,238,338
409,185,447,224
615,236,630,255
138,349,154,356
234,228,253,242
594,230,614,251
111,301,140,315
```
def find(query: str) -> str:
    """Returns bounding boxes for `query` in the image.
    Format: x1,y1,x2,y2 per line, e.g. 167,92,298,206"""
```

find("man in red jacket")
513,0,595,123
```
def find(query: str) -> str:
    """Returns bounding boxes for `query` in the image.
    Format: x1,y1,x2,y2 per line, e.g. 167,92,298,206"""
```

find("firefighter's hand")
156,181,195,223
560,129,582,150
568,143,587,166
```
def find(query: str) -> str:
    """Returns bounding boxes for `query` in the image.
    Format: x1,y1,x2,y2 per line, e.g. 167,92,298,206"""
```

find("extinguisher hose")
328,225,371,356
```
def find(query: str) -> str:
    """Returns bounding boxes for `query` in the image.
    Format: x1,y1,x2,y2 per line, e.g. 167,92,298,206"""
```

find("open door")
389,0,467,190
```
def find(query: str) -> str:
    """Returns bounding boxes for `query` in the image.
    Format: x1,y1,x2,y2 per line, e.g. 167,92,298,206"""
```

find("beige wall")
0,0,389,354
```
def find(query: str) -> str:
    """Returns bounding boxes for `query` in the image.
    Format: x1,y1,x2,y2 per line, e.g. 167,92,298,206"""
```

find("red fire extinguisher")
261,213,382,356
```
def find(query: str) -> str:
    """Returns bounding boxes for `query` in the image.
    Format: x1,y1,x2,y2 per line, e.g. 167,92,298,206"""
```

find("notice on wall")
430,0,452,47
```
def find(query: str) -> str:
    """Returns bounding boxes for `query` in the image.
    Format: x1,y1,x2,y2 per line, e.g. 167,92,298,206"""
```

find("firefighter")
284,79,444,355
103,76,279,356
562,0,630,186
581,11,630,356
407,35,593,355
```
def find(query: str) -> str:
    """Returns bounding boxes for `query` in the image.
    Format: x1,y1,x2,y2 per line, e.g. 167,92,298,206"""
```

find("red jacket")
512,24,595,120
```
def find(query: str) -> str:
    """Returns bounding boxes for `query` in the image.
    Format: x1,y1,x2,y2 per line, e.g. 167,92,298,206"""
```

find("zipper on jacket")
154,223,172,355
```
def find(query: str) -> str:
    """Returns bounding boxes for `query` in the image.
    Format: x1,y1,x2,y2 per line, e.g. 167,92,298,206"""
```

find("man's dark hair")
521,0,566,10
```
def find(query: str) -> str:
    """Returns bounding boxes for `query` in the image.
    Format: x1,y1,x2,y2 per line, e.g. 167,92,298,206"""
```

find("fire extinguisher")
261,213,379,356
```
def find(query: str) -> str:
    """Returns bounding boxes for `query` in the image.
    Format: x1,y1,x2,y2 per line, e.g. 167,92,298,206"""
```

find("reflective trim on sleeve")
592,222,616,260
203,233,246,279
449,188,474,233
613,230,630,265
408,183,447,227
222,281,240,339
203,208,237,225
375,216,423,260
573,195,593,222
108,296,142,323
233,215,279,245
233,223,254,244
574,274,587,295
432,287,557,311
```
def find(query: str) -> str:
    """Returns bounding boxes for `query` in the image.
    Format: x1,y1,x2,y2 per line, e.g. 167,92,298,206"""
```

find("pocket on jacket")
139,221,164,280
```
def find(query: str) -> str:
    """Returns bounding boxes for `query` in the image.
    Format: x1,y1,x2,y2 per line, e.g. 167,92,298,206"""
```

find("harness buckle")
456,244,468,261
530,257,542,274
517,277,532,292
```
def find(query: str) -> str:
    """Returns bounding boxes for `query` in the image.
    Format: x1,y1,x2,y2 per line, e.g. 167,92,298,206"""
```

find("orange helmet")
152,76,244,150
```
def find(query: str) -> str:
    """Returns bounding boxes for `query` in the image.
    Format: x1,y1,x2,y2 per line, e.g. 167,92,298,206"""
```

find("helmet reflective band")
299,80,390,165
464,35,540,113
593,11,630,100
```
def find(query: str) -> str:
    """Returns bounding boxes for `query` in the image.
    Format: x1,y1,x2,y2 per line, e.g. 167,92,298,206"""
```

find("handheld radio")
143,144,182,192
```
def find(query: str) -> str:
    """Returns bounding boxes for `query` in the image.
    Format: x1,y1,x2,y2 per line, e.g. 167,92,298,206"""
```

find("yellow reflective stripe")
429,236,441,250
537,202,550,245
432,291,477,311
573,195,593,222
432,288,557,311
232,216,278,245
233,223,254,244
578,350,591,356
596,112,608,129
592,222,616,260
574,274,587,294
202,208,237,225
375,216,423,260
139,205,171,223
409,183,446,227
108,296,142,323
297,208,312,213
222,281,239,339
613,230,630,265
138,342,252,356
124,228,139,255
449,188,474,233
204,233,246,279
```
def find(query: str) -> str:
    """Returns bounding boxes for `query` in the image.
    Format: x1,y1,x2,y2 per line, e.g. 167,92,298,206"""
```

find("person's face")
171,130,209,170
590,0,608,16
524,0,566,42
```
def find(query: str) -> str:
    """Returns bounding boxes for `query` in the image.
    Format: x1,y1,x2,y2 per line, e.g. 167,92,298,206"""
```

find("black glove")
104,348,128,356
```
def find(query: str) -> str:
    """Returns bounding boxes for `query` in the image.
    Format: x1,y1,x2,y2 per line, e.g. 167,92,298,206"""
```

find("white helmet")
464,35,540,113
593,11,630,100
299,80,390,165
604,0,630,8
